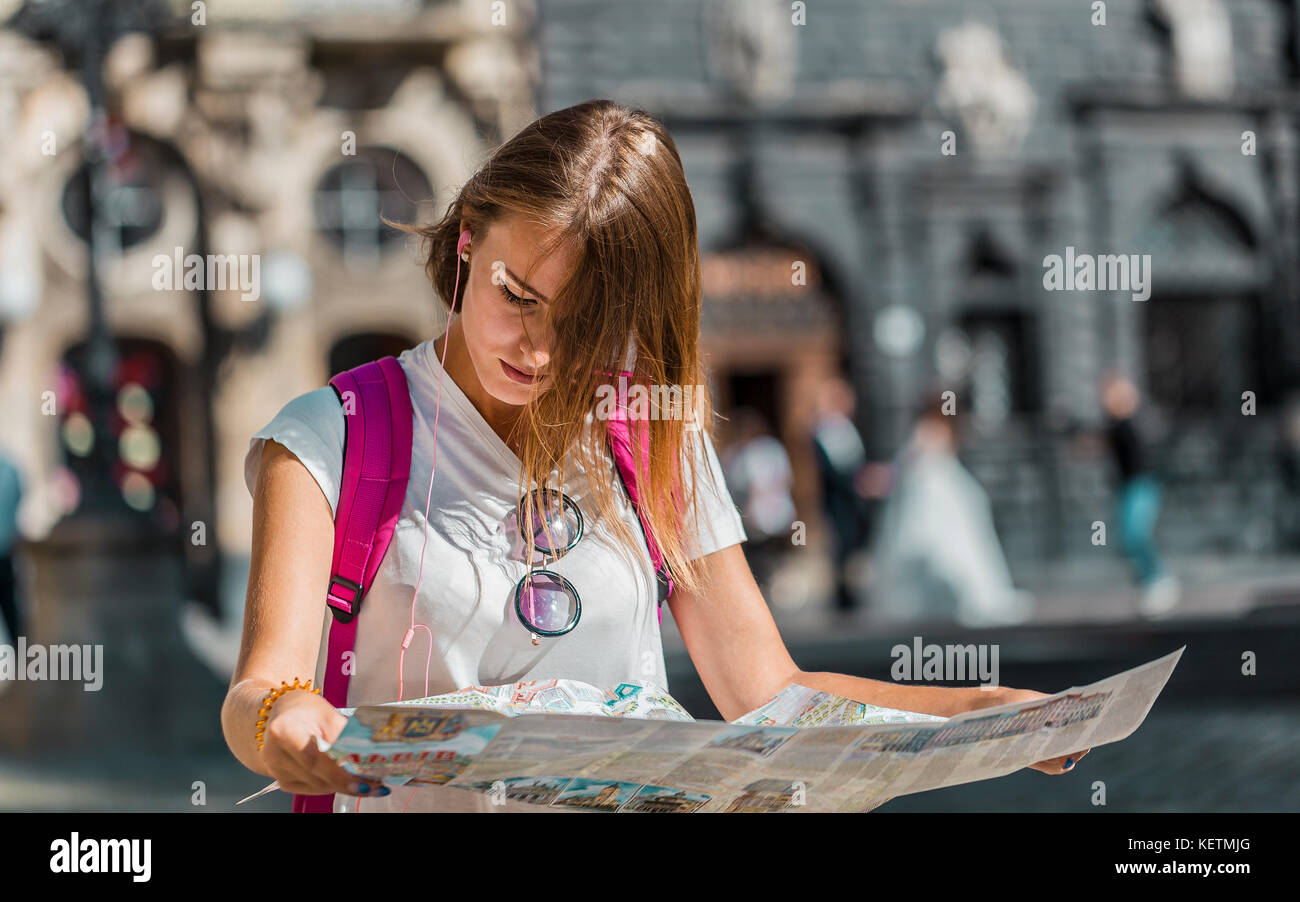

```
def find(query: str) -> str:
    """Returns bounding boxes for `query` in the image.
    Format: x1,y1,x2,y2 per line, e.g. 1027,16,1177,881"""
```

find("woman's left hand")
993,687,1090,775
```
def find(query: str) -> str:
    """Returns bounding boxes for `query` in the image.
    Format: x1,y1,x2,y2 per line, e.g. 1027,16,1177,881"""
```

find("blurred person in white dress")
868,405,1032,627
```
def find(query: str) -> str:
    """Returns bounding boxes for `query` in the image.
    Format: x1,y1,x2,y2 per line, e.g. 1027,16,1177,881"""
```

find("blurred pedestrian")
1279,393,1300,550
0,448,24,645
811,377,872,612
722,407,795,596
1101,373,1180,618
868,402,1032,627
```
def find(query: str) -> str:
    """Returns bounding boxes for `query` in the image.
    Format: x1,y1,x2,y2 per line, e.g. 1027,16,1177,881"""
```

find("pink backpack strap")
603,370,682,620
293,356,412,814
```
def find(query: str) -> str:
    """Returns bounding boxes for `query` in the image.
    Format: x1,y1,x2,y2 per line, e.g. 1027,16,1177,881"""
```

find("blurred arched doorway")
56,338,184,538
328,332,419,378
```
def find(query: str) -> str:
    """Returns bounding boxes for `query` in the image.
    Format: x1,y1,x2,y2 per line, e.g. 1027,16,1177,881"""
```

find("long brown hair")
396,99,721,599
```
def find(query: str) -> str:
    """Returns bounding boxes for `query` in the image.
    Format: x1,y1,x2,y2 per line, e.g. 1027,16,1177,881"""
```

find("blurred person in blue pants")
0,448,23,645
1102,373,1179,618
1280,394,1300,549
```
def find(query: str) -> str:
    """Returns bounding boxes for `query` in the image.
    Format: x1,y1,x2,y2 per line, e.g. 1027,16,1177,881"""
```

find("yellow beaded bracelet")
255,678,322,751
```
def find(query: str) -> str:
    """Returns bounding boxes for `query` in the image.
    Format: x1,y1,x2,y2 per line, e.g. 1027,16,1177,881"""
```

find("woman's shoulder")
246,385,347,516
273,385,347,440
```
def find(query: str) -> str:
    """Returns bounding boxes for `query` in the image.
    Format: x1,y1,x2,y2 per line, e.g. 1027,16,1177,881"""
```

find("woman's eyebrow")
504,266,550,303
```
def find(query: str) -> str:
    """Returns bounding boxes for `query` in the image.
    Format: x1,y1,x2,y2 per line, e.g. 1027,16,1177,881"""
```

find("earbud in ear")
457,228,471,261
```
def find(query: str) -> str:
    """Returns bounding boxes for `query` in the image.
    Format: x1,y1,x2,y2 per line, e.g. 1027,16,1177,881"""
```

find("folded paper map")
308,647,1183,812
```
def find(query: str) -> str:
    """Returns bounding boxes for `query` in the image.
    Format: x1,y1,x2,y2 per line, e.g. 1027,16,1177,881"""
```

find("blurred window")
313,147,430,272
57,338,182,534
61,145,165,253
958,311,1038,421
328,332,417,377
1145,294,1262,412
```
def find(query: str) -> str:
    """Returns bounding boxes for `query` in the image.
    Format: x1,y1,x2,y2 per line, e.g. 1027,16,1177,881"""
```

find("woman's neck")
434,325,525,452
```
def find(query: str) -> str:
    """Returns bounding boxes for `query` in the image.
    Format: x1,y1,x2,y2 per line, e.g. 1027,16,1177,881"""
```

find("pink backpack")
292,355,676,813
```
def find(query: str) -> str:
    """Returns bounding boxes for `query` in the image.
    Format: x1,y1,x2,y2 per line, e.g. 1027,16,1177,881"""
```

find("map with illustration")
303,649,1183,813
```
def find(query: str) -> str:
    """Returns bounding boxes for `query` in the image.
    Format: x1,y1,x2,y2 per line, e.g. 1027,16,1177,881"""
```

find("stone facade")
0,1,536,616
2,0,1297,628
537,0,1300,564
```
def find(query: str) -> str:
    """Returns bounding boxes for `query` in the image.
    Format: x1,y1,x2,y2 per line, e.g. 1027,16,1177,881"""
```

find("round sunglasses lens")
517,572,578,634
524,491,579,555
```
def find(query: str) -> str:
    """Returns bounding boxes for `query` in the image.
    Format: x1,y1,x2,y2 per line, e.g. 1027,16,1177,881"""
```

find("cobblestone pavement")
875,700,1300,813
693,551,1300,642
2,697,1294,813
0,749,289,813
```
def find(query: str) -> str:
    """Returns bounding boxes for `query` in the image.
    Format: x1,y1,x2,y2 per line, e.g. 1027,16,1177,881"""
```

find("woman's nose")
520,340,550,371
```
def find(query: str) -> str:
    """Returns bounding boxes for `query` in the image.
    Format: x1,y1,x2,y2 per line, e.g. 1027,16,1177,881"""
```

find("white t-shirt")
243,336,746,812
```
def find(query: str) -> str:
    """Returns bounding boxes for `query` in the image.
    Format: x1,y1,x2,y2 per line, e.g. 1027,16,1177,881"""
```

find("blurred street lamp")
7,0,175,518
874,305,926,359
261,249,313,313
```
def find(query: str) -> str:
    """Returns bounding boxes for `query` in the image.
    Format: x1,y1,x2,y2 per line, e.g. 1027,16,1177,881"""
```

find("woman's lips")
500,359,543,384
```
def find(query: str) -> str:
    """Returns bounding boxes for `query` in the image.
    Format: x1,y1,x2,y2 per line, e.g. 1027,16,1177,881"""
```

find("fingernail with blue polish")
375,786,391,797
350,782,372,794
1063,758,1075,770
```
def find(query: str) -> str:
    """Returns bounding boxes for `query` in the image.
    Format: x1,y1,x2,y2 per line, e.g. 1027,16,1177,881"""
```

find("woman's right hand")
231,440,391,800
258,689,389,798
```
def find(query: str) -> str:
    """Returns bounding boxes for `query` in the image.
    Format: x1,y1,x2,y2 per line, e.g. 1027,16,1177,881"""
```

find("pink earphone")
395,228,471,703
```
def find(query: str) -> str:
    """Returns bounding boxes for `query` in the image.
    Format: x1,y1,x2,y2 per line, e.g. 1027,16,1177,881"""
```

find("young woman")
221,99,1087,813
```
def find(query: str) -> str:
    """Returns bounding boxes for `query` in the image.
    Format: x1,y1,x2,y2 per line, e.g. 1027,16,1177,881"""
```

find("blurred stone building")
0,0,535,618
537,0,1300,565
1,0,1298,631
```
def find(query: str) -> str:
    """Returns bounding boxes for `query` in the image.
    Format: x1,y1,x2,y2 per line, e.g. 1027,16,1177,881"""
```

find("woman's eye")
498,283,535,308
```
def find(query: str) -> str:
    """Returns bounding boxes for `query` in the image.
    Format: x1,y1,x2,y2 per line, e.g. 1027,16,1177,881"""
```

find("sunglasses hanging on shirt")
513,488,585,645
